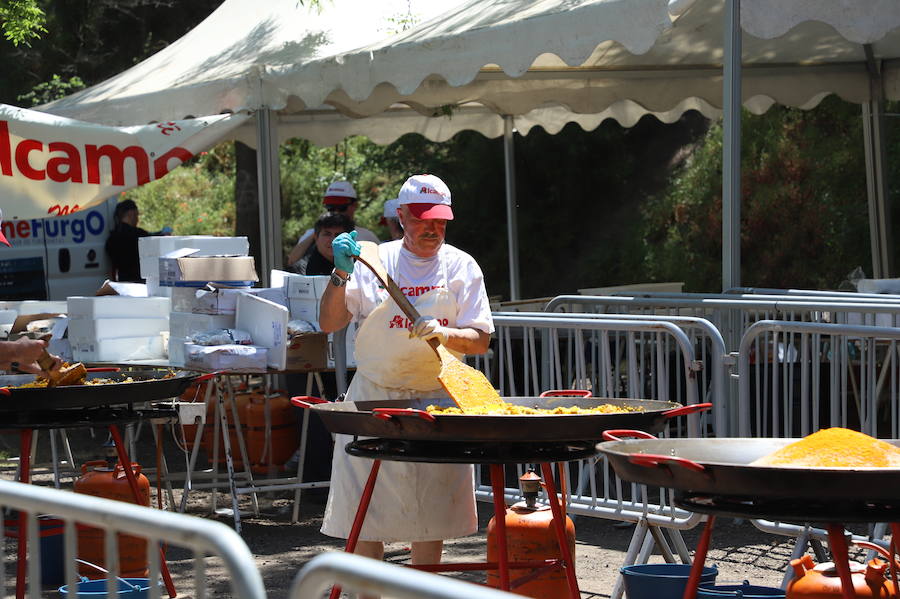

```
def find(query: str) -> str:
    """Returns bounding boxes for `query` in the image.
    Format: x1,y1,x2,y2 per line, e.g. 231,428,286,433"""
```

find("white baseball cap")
397,174,453,220
0,209,9,247
382,198,400,219
323,180,358,205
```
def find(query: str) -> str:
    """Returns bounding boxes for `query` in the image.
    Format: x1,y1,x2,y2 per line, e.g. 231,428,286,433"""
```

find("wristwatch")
330,268,350,287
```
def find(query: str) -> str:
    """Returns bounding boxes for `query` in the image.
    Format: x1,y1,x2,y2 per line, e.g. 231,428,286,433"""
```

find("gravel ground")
0,428,875,598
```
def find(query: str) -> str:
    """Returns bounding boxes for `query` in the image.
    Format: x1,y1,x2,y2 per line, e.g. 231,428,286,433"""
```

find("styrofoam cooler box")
285,275,329,300
16,300,69,315
288,297,319,324
68,296,171,320
327,321,359,368
71,335,165,362
68,317,169,340
168,312,235,366
184,343,268,372
145,275,171,298
236,293,288,370
139,235,250,279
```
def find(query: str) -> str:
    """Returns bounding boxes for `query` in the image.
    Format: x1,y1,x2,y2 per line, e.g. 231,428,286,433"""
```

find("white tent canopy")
39,0,900,292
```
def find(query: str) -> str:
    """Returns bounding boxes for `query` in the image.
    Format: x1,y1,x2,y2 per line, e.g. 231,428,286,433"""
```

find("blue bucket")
696,581,785,598
58,578,151,598
620,563,718,599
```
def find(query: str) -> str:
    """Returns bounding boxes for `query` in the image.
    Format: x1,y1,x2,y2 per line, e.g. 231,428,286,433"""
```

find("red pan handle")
628,453,707,473
602,429,658,442
371,408,436,422
85,367,120,373
662,402,712,419
290,396,329,409
540,389,592,398
193,372,223,382
0,387,9,396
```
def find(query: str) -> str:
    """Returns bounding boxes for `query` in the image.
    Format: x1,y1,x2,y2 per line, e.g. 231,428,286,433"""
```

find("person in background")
0,337,62,376
319,173,494,569
285,211,355,492
295,212,355,276
287,181,380,268
104,199,172,282
380,198,403,241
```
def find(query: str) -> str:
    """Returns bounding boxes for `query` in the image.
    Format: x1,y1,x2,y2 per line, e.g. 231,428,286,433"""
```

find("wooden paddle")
354,241,505,412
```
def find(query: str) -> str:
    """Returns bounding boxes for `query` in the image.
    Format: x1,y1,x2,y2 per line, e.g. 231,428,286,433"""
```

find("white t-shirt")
345,240,494,335
296,225,380,245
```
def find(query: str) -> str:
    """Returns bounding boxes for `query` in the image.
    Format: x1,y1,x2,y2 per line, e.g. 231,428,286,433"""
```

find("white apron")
320,253,477,542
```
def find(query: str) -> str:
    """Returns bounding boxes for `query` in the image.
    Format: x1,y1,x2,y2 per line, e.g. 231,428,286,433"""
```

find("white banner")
0,104,249,220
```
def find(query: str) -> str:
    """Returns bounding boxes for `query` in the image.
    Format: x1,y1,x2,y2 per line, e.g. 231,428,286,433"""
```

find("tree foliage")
0,0,46,46
642,97,875,291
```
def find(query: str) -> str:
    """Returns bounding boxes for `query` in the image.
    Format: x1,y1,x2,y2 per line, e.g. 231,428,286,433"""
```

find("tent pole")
722,0,741,292
862,46,893,278
255,107,283,286
503,115,521,301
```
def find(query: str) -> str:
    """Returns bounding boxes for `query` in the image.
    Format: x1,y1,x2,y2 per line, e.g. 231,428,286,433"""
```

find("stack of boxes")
139,236,251,297
67,296,171,362
274,270,358,370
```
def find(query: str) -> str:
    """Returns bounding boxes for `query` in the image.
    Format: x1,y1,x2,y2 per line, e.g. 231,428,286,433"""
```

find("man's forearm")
319,274,353,332
443,328,491,355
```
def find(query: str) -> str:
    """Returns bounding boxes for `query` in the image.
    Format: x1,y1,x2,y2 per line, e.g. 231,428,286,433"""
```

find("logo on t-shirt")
389,316,449,330
401,284,442,297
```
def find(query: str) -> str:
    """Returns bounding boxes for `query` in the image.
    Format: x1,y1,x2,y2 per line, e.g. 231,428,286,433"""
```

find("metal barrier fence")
474,313,720,599
0,478,265,599
288,552,527,599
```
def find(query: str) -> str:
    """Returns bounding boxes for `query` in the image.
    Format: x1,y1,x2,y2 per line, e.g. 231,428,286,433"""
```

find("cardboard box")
139,235,250,279
71,335,165,362
184,343,268,372
68,296,171,320
68,317,169,340
285,332,328,371
159,249,258,287
235,294,288,370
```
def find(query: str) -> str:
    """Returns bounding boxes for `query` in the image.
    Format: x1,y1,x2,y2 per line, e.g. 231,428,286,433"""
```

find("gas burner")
345,438,598,464
676,491,900,523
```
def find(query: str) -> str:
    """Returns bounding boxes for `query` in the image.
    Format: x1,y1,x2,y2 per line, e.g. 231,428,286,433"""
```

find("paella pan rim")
597,437,900,472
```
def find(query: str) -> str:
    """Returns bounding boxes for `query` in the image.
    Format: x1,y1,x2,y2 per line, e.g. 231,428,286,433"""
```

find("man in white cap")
286,180,380,267
319,174,494,567
380,197,403,241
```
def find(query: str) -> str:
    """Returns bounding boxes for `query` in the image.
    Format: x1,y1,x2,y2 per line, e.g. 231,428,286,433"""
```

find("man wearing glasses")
287,181,380,268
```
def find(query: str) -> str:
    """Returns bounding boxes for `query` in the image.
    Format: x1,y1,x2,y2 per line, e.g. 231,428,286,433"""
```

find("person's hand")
409,316,450,346
160,226,173,235
2,338,62,376
331,231,360,274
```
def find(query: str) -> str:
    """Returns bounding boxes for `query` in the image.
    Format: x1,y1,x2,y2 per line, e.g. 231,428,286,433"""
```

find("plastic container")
620,563,718,599
696,581,785,598
58,577,152,597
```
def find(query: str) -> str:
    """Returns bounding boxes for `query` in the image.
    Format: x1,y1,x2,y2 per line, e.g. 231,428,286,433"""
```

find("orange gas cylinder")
486,471,576,599
74,460,150,579
787,554,897,598
207,390,256,467
243,393,300,474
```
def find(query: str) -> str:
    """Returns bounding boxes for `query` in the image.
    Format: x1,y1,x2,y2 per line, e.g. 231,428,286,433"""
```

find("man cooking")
318,174,494,566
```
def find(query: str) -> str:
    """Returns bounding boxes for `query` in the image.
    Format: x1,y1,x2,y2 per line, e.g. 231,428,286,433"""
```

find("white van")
0,198,116,300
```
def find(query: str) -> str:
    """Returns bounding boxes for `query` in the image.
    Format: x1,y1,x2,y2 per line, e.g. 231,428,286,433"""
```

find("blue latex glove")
332,231,360,273
159,226,173,235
